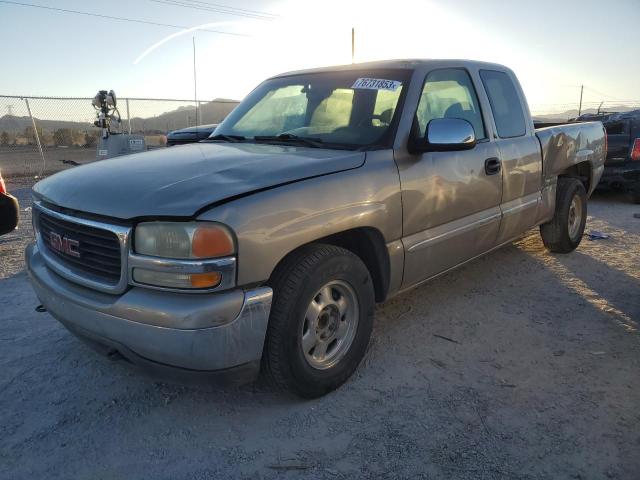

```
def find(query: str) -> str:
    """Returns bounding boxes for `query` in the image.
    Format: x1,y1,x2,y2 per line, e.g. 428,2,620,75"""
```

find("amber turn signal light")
192,225,235,258
189,272,222,288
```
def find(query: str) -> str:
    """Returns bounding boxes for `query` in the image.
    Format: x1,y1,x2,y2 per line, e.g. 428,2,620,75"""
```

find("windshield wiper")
206,134,246,143
254,133,325,148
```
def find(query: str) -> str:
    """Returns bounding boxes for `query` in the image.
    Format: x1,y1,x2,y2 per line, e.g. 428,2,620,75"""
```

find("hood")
168,124,217,137
33,143,365,219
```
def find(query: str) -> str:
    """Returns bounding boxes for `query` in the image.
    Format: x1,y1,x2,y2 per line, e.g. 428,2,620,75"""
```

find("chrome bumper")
26,244,272,379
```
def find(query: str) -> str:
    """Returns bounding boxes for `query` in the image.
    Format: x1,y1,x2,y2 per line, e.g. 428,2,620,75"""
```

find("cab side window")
479,70,526,138
416,69,486,140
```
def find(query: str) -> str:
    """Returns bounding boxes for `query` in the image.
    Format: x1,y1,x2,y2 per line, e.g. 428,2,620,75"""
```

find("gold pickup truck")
26,59,606,397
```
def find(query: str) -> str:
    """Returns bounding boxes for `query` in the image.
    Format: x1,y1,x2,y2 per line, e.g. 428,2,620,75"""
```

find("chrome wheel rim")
568,193,583,241
300,280,359,370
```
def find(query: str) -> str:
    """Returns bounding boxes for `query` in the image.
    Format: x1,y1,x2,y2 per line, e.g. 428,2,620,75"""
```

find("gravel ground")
1,186,639,480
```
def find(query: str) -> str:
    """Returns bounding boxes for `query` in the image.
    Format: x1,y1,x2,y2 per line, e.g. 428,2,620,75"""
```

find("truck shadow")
548,250,639,333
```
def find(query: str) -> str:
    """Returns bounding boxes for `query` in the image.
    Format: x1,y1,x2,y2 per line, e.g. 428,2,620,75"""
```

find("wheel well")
271,228,391,303
559,161,592,193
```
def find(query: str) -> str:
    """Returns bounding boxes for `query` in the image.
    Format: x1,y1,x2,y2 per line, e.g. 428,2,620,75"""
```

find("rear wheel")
262,244,374,398
540,177,587,253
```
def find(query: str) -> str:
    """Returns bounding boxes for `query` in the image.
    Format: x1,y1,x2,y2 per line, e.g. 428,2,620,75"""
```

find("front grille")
37,210,122,284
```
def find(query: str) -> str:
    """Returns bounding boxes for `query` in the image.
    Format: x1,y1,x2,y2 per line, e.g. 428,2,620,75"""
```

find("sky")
0,0,639,114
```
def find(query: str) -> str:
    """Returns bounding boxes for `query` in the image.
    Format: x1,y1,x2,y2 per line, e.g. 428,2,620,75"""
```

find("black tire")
540,177,587,253
632,186,640,205
262,244,375,398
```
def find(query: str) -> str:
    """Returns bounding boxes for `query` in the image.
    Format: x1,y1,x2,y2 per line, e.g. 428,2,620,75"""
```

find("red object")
631,138,640,161
0,171,6,195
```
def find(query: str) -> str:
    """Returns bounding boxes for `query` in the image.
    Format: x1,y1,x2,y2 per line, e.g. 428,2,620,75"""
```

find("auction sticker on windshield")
352,78,401,91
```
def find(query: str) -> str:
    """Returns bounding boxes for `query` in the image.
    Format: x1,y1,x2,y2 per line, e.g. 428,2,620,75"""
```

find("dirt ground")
0,147,95,177
0,185,638,480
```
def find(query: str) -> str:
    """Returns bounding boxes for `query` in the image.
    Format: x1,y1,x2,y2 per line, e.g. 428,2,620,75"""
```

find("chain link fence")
6,94,638,182
0,95,239,182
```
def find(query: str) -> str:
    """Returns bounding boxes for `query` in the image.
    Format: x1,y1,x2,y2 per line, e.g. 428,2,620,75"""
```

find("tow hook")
35,304,47,313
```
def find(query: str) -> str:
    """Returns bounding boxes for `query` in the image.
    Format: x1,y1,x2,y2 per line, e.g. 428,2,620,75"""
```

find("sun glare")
132,0,579,108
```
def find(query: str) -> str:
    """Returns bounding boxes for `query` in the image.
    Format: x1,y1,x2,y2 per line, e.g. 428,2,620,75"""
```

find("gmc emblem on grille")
49,231,80,258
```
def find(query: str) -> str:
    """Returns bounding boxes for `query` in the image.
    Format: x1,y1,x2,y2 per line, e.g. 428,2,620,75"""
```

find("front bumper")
26,243,273,384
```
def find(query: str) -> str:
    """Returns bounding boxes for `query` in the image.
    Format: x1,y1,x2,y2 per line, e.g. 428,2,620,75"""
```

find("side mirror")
411,118,477,153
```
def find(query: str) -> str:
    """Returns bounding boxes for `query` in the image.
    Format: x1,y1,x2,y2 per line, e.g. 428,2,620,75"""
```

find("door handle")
485,157,501,175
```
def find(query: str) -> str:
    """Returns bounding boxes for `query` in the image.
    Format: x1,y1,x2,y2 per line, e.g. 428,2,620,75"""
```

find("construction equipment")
92,90,146,160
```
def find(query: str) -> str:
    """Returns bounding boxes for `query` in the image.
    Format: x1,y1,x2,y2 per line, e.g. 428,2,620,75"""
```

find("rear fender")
536,121,606,196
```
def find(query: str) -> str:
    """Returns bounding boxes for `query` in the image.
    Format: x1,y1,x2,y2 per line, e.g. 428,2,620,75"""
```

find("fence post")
126,98,132,134
24,98,46,178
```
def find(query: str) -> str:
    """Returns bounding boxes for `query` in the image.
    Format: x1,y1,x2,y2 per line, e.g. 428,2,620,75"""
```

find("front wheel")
262,244,374,398
540,177,587,253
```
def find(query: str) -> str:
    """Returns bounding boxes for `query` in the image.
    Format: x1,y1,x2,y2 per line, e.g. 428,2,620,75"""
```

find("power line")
147,0,277,20
149,0,273,20
530,100,640,106
180,0,278,16
0,0,249,36
583,85,627,102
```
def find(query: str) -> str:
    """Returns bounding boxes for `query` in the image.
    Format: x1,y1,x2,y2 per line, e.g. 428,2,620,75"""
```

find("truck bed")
535,121,606,194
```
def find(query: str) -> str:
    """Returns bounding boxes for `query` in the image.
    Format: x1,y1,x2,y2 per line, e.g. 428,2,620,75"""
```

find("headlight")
134,222,234,259
132,222,235,290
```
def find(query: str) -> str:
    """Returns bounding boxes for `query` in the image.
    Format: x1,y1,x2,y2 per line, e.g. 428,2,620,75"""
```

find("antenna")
578,84,584,116
193,36,199,128
351,27,355,63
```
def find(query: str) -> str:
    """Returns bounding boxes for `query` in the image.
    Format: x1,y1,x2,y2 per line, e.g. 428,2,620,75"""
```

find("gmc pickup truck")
26,60,605,398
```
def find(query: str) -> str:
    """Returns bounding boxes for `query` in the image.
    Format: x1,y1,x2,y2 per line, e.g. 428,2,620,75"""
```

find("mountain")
532,105,640,123
0,115,92,134
0,98,239,135
128,98,238,133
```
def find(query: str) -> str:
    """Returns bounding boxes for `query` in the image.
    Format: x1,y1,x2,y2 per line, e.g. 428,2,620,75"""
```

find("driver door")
400,68,503,287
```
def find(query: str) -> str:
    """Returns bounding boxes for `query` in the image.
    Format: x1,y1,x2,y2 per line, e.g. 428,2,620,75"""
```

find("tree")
72,129,85,146
0,131,9,146
53,128,73,147
41,130,54,147
84,131,99,148
24,126,43,145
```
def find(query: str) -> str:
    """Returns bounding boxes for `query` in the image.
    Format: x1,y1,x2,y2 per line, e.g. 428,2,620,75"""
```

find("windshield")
211,69,411,150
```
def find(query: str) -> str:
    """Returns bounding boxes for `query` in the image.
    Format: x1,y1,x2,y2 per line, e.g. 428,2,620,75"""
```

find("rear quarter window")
480,70,526,138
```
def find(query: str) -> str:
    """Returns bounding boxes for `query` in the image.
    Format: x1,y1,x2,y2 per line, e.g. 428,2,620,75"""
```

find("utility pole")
351,27,355,64
578,84,584,116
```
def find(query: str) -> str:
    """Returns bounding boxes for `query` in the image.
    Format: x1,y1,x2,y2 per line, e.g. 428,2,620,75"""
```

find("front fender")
198,150,403,287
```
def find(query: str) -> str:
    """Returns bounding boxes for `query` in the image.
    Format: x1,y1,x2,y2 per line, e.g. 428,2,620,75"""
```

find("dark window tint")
605,122,626,135
480,70,526,138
